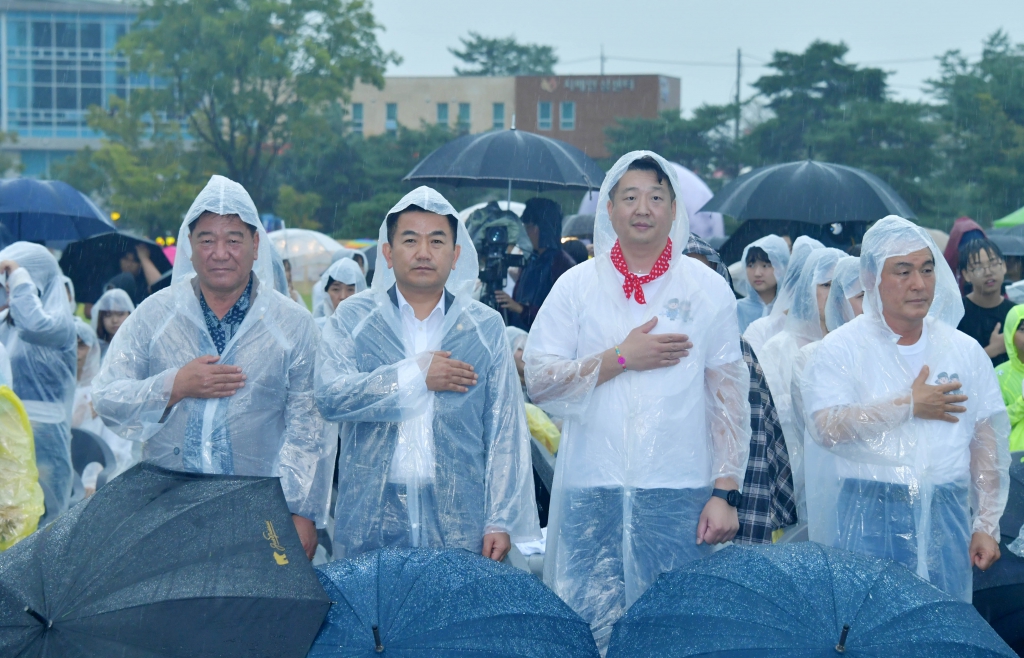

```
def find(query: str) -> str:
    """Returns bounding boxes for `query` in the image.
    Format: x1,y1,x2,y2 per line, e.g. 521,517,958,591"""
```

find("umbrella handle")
372,625,384,653
835,624,850,653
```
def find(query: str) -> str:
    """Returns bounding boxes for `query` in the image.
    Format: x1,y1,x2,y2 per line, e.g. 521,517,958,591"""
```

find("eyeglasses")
966,260,1005,275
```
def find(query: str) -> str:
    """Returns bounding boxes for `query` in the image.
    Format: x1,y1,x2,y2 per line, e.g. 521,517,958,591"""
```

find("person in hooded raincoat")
0,243,77,526
743,236,823,355
92,175,327,559
312,257,367,329
0,341,10,389
315,186,540,563
798,216,1010,602
736,235,790,334
91,288,134,359
683,234,797,545
758,248,845,527
524,151,750,648
993,304,1024,453
496,198,578,331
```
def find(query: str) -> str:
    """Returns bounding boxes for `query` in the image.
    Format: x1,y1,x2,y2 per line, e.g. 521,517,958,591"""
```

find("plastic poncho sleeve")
315,311,434,424
802,338,917,467
967,346,1011,540
704,297,752,489
277,323,329,520
522,275,602,420
481,321,539,535
7,268,74,349
92,310,179,442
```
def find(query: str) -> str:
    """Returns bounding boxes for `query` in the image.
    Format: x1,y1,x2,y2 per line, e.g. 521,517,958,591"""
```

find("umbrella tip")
372,625,384,653
834,624,850,653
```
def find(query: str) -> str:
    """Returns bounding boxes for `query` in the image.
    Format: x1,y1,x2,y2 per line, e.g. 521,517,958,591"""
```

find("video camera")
478,224,524,313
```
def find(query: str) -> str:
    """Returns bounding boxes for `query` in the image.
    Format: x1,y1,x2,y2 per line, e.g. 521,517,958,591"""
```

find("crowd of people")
1,151,1023,650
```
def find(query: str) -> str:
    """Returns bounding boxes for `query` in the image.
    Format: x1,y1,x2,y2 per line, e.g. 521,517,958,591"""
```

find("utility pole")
734,48,742,174
600,45,606,76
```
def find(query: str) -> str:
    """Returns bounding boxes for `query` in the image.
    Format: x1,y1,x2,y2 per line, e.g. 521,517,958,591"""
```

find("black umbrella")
0,178,116,248
562,213,595,238
59,232,172,304
703,160,916,263
0,463,331,658
404,128,605,197
988,230,1024,257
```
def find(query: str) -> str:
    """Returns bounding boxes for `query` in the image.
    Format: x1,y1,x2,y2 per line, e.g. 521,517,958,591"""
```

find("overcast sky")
372,0,1023,115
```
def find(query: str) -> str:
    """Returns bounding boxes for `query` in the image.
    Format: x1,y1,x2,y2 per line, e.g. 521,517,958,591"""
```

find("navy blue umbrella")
0,178,116,246
310,548,599,657
608,543,1015,658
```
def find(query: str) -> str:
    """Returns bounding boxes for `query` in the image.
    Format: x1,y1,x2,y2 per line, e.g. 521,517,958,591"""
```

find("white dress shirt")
390,286,447,484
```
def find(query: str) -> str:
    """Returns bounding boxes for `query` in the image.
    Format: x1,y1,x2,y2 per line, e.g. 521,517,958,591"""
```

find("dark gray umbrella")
58,232,173,304
0,463,330,658
987,230,1024,257
701,160,916,224
0,178,116,248
562,213,595,238
404,129,605,197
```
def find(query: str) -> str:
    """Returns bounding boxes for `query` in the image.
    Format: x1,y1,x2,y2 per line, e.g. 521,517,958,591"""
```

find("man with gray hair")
800,215,1010,602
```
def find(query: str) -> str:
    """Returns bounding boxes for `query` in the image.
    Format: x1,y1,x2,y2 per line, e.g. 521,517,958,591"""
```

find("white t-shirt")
895,323,928,380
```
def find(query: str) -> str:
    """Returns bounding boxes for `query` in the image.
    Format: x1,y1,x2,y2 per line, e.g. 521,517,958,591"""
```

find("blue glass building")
1,0,145,176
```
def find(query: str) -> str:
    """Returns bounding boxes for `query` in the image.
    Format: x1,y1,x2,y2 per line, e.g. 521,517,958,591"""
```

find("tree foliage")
449,32,557,76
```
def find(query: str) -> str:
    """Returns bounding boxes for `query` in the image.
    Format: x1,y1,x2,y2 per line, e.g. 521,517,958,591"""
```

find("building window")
385,102,397,132
436,102,449,126
538,102,552,130
560,102,576,130
492,103,504,130
351,103,363,135
457,102,470,131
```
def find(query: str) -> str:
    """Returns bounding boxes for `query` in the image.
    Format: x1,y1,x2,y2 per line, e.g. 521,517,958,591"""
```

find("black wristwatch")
711,488,742,507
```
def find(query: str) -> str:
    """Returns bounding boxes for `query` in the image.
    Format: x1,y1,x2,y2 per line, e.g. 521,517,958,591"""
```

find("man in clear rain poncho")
743,236,823,355
799,216,1010,602
524,152,750,647
0,243,77,525
315,186,540,562
736,234,790,334
93,175,327,559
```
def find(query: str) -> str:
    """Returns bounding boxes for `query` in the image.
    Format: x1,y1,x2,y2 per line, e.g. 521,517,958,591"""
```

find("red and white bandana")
610,238,672,305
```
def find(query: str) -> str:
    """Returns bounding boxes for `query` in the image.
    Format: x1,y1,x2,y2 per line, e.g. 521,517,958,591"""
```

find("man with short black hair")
315,186,540,562
957,238,1013,366
94,176,328,560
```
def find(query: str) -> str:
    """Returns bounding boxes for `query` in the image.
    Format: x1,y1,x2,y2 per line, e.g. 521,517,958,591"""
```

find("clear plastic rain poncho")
0,242,77,526
736,235,790,333
758,247,844,527
312,257,367,327
315,186,540,559
92,175,329,524
62,275,77,316
798,216,1010,602
743,236,822,355
0,341,10,389
523,151,751,647
90,288,134,357
824,256,864,332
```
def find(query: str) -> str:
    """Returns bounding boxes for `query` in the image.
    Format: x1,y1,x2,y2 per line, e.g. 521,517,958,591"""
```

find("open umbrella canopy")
404,129,605,192
607,542,1015,658
59,232,172,305
0,463,331,658
310,547,599,657
701,160,916,224
0,178,115,248
994,206,1024,228
269,228,343,283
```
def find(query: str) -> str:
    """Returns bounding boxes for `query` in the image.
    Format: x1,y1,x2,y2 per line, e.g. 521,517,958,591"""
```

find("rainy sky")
374,0,1024,115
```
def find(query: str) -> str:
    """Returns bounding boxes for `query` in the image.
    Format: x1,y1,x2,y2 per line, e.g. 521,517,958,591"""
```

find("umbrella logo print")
263,520,289,565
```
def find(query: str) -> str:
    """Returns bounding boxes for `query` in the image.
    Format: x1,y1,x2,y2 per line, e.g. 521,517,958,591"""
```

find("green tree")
0,131,23,176
120,0,399,206
604,105,736,180
52,98,208,237
927,31,1024,224
748,41,888,164
276,184,322,230
450,32,557,76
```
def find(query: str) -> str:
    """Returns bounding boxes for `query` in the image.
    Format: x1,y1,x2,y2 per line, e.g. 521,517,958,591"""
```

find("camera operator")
495,198,577,330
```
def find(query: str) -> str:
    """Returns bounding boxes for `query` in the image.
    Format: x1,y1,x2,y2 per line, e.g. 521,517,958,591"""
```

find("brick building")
349,74,680,158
